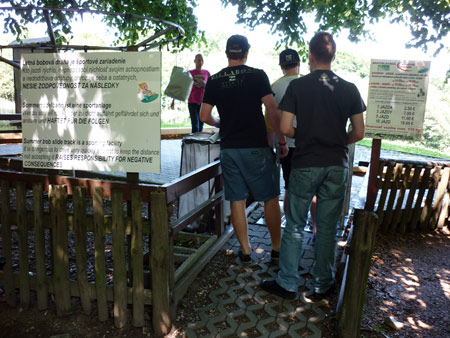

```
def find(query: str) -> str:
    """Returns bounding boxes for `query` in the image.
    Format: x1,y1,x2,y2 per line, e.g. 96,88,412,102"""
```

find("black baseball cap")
279,49,300,66
226,35,250,53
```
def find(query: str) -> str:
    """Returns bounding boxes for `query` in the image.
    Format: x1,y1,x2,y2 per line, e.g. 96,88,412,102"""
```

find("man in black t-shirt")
200,35,288,263
261,32,366,300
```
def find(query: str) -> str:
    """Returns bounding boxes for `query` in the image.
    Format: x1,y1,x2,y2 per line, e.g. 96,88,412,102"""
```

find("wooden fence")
0,160,228,335
337,157,450,337
362,157,450,233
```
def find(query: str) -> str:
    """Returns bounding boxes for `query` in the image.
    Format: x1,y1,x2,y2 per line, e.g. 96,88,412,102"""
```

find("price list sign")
365,59,431,140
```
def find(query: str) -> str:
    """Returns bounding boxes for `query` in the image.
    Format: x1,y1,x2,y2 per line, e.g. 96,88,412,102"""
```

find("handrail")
0,6,185,62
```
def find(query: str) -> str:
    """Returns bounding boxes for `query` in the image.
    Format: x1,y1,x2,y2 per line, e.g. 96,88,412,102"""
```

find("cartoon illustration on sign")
138,82,158,103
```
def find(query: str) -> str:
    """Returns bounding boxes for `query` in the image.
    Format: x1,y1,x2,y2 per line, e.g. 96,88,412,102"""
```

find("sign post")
364,59,431,211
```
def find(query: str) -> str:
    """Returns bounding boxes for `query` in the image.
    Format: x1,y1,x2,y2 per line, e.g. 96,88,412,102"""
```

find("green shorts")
220,147,280,201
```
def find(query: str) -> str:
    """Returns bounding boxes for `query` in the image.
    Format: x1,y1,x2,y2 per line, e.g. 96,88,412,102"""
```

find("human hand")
278,144,288,158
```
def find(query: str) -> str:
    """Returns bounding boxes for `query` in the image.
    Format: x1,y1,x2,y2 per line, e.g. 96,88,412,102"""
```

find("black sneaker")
271,249,280,262
312,282,337,300
238,250,252,263
261,279,296,300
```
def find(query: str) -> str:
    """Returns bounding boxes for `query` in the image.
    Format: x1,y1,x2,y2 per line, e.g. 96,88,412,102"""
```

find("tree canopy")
0,0,203,49
221,0,450,71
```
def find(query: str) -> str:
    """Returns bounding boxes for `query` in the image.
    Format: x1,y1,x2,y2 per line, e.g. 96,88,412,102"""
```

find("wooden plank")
375,161,394,228
392,164,412,233
92,186,108,321
174,235,217,283
163,160,221,203
0,132,22,144
16,181,30,308
73,186,92,315
364,138,381,211
150,191,172,336
0,273,153,304
6,209,151,235
33,183,48,310
401,166,423,232
1,180,16,306
214,175,224,236
112,189,127,328
49,184,71,315
130,189,144,327
419,167,441,231
337,209,378,338
437,191,449,229
0,169,160,203
381,163,403,232
170,191,223,235
173,226,234,305
410,166,432,231
429,167,450,230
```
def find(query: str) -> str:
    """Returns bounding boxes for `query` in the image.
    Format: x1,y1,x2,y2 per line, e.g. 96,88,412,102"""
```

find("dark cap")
226,35,250,53
279,49,300,66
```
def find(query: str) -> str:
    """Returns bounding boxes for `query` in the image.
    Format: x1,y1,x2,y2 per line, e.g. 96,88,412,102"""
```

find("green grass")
357,138,450,159
161,122,190,128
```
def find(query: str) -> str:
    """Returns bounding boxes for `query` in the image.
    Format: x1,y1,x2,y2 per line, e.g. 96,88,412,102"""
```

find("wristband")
278,142,287,146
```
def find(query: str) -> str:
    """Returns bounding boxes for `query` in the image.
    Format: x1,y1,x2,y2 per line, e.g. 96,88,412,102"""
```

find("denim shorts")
220,147,280,201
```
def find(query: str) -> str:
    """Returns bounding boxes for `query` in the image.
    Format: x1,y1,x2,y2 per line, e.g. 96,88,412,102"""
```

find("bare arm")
262,94,288,157
280,110,295,138
200,103,220,128
347,113,365,144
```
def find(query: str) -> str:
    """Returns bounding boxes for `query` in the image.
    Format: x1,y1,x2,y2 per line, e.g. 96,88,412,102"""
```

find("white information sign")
21,51,161,173
365,59,431,140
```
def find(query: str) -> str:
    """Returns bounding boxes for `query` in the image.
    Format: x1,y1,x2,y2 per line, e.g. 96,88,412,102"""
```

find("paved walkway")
185,202,338,337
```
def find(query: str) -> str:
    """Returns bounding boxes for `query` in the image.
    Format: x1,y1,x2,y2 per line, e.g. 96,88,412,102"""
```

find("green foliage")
0,0,204,50
333,51,370,79
220,0,450,79
0,49,14,101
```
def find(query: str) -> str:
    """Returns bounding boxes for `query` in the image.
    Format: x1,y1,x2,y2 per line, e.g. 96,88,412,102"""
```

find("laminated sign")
21,51,162,173
365,59,431,140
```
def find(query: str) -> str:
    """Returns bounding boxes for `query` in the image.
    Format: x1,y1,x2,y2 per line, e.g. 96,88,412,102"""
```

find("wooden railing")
0,160,227,336
337,158,450,337
372,158,450,232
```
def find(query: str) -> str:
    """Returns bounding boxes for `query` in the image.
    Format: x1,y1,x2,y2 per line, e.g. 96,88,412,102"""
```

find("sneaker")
271,249,280,262
312,282,337,300
261,279,296,300
238,250,252,263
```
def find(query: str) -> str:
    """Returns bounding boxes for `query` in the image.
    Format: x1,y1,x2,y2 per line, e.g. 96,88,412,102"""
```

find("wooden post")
16,181,30,308
364,138,381,211
73,186,92,315
420,167,440,230
375,161,394,228
112,189,127,328
410,166,431,231
214,175,224,236
33,183,48,310
392,164,412,232
92,186,108,321
1,180,16,306
429,167,449,230
401,166,422,232
382,163,403,232
337,209,378,338
150,191,171,336
131,189,144,327
49,185,71,316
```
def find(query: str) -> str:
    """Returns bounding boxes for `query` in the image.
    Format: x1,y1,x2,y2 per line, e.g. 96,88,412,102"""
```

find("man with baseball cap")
265,49,318,235
200,35,288,263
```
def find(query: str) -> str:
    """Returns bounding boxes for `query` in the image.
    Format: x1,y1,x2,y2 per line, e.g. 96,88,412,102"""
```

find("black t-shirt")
279,70,366,168
202,65,272,149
